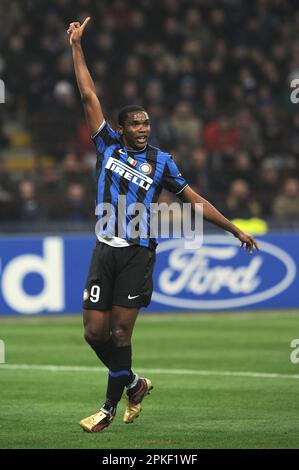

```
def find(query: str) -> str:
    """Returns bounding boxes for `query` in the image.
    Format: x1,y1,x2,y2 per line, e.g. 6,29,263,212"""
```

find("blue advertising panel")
0,234,298,315
151,235,298,311
0,236,94,315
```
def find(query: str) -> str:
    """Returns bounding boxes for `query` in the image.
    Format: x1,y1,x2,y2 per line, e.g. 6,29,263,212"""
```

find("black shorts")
83,241,156,311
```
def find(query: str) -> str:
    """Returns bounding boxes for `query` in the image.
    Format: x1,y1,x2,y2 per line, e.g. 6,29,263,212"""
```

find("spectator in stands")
16,179,42,221
235,109,261,153
147,103,176,150
272,178,299,219
31,81,80,160
222,179,262,220
204,114,239,155
231,152,255,187
199,86,219,123
171,101,202,146
61,152,90,187
121,80,141,107
188,147,210,196
145,78,164,106
257,160,280,216
54,183,92,221
1,0,299,224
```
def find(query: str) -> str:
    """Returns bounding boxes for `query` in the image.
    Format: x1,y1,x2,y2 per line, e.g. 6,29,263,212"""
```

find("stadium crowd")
1,0,299,225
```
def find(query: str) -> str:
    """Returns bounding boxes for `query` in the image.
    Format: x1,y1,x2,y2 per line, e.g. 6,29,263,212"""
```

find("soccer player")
67,18,259,433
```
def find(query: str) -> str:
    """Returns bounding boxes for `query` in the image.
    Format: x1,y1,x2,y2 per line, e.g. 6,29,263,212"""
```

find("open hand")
67,17,91,46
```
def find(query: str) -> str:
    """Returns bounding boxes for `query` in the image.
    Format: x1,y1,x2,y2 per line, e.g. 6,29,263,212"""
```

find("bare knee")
111,324,132,347
84,327,108,347
83,309,110,347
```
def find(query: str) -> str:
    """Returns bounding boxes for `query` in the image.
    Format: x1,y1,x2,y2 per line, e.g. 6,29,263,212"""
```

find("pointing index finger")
81,16,91,30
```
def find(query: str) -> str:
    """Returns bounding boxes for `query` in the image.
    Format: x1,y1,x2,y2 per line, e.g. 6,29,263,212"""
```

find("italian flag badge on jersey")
127,156,137,167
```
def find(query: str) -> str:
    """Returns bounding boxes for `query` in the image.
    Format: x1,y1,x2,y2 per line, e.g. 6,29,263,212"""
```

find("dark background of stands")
1,0,299,232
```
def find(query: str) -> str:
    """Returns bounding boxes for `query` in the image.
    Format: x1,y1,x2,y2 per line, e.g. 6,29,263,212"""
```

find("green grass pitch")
0,311,299,449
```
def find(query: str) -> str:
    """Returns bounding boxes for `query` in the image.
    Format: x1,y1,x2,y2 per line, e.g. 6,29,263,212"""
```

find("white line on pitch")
1,363,299,380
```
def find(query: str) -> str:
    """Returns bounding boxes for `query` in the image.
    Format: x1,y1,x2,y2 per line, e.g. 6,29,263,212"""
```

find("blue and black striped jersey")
92,121,188,249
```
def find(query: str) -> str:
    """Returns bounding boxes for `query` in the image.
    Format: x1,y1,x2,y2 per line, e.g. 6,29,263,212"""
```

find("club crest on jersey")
139,163,152,175
83,289,89,301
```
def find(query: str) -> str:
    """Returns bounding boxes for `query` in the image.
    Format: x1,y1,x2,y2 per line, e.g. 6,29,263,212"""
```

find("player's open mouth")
136,136,147,144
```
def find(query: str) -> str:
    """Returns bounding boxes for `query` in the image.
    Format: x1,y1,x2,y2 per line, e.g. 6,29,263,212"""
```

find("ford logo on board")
152,235,297,309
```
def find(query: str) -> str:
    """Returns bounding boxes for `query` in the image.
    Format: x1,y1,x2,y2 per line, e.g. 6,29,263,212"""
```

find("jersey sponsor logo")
152,236,296,310
128,294,140,299
139,163,152,175
105,156,153,191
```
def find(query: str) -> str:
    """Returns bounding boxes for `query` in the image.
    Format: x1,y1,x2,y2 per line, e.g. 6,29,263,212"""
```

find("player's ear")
117,125,124,135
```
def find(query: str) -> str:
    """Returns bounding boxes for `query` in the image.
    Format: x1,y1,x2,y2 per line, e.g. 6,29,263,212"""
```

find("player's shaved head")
118,105,147,126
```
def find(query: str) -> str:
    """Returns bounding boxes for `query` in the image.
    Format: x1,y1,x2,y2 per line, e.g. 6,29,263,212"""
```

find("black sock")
91,337,134,385
106,344,132,406
91,337,114,368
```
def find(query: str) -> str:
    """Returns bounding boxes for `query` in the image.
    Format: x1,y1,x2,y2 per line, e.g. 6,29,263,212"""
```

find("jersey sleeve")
162,155,188,195
91,120,120,153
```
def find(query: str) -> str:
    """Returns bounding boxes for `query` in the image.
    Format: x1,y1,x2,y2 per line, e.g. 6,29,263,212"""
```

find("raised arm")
67,17,104,136
179,186,259,255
